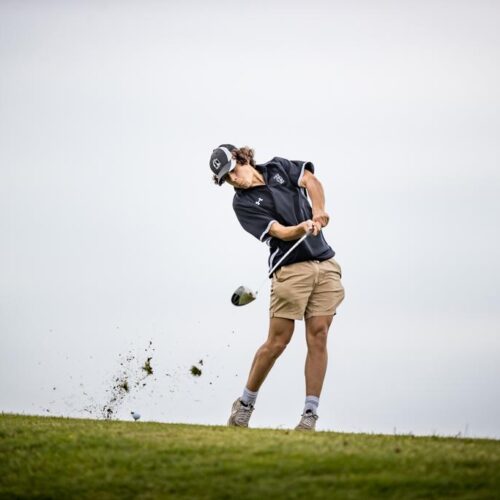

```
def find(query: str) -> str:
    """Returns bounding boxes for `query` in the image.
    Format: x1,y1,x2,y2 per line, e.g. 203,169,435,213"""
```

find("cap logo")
212,158,221,170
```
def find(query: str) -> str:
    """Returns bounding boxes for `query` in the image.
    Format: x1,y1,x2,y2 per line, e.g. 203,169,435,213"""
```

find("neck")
249,166,265,187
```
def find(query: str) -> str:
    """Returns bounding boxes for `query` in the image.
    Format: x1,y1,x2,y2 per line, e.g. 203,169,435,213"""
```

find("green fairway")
1,414,499,499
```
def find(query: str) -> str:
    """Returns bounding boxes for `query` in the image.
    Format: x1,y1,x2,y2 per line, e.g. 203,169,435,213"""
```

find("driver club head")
231,286,257,306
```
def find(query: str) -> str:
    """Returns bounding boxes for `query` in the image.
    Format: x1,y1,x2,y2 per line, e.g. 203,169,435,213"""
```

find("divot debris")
100,341,155,419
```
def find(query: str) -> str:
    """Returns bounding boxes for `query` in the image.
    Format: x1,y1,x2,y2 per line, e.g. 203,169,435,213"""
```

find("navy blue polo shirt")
232,157,335,274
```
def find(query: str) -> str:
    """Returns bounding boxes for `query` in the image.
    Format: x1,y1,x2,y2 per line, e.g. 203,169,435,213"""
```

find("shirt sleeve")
276,157,315,187
233,199,277,242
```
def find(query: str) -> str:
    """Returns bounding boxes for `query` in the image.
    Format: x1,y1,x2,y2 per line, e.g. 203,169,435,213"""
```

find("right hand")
299,220,321,237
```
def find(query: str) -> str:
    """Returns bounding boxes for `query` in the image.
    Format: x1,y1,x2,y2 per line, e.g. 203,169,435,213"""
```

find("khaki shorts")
270,258,345,320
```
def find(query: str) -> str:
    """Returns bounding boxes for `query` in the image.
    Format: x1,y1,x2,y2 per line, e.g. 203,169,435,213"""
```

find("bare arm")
300,170,330,228
267,170,329,242
268,220,319,241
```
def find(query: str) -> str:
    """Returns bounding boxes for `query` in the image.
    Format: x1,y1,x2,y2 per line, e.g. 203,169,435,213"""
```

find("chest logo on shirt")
255,197,264,206
273,173,285,184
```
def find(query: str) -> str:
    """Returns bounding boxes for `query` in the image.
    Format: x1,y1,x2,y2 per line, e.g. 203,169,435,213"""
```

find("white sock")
303,395,319,415
241,387,258,406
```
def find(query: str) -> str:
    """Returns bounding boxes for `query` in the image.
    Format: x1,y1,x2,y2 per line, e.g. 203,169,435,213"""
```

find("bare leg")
304,315,334,397
246,317,295,392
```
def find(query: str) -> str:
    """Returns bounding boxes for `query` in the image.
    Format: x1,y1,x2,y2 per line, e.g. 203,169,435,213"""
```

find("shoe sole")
227,416,248,427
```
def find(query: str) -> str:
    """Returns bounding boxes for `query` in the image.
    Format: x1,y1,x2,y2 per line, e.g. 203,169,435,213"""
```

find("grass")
1,414,499,499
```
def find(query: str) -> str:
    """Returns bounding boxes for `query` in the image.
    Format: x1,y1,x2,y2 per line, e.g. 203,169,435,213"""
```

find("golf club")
231,231,311,306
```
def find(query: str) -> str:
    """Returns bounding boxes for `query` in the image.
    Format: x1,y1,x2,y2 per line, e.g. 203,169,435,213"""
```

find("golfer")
209,144,345,431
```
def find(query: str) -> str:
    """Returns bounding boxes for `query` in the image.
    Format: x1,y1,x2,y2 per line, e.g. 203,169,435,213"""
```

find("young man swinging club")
209,144,345,431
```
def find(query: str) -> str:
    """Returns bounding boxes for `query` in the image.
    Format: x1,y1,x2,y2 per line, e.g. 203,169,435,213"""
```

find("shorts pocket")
330,259,342,278
274,265,290,283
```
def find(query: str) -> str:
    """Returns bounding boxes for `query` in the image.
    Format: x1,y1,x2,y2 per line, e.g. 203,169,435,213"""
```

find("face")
224,164,252,189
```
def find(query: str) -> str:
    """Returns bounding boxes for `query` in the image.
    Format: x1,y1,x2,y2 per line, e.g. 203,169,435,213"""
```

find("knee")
267,339,289,359
307,326,329,352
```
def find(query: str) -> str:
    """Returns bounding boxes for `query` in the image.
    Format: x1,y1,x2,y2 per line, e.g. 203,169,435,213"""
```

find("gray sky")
1,0,499,437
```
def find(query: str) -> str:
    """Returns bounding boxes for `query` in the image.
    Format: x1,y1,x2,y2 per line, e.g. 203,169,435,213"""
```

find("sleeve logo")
273,173,285,184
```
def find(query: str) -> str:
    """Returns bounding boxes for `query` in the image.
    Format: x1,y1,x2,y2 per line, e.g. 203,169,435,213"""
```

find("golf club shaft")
238,230,312,303
267,232,310,277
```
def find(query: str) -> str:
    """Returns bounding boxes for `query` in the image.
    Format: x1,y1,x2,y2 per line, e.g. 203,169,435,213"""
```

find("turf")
1,414,499,499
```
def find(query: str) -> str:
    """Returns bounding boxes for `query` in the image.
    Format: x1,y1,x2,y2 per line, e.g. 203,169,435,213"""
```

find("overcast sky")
1,0,499,438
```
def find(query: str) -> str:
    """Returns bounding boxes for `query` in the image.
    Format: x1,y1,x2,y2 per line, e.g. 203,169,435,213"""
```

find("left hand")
312,209,330,228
